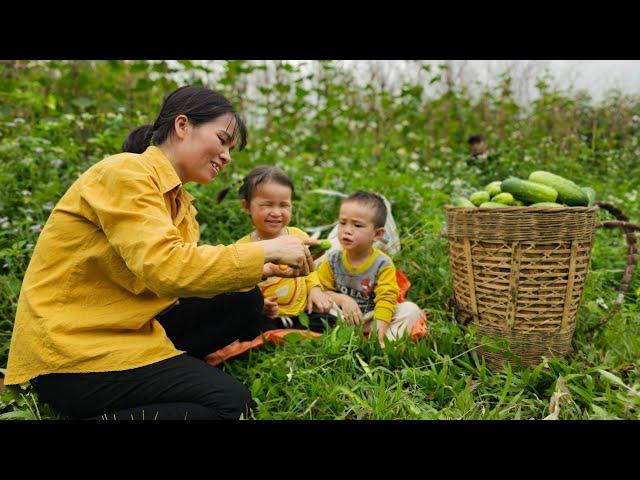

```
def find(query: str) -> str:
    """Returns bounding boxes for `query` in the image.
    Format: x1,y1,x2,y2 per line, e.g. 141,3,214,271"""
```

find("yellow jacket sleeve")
316,257,336,291
373,263,399,323
305,271,321,291
82,169,264,298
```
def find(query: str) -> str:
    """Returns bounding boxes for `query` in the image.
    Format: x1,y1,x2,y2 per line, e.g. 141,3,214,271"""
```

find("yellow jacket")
236,227,320,317
4,146,264,385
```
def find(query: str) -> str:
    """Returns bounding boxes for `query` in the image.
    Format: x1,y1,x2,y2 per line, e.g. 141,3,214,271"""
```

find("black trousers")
260,311,337,333
31,287,264,420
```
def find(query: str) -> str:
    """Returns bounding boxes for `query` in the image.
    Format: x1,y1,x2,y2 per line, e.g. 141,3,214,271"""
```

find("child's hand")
339,297,363,325
263,296,279,319
306,287,333,314
374,319,390,348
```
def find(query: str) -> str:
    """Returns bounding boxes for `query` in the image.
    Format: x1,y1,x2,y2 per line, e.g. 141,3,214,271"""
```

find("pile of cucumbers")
452,171,596,209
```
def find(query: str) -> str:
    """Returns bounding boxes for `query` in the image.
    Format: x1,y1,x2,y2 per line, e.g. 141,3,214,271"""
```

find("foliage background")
0,60,638,419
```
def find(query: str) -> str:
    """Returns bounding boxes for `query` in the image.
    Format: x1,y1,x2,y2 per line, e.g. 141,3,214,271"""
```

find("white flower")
595,297,608,310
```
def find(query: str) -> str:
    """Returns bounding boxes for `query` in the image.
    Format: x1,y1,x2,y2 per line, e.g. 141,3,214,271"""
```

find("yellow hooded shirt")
236,227,321,317
4,146,264,385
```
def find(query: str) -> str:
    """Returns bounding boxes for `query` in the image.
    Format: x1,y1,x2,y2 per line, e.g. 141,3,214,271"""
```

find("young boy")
316,192,425,345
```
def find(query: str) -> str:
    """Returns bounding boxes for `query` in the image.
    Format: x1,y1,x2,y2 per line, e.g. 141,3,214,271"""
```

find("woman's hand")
263,295,279,319
259,236,319,277
338,296,363,325
306,287,333,314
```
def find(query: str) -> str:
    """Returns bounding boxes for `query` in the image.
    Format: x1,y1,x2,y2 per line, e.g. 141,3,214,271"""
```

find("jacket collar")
142,145,183,194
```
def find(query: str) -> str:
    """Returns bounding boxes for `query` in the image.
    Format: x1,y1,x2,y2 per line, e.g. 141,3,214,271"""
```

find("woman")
3,85,318,420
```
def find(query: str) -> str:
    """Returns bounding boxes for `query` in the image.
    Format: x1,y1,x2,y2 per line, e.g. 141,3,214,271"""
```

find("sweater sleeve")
316,257,336,291
82,169,264,298
305,270,321,291
373,263,400,323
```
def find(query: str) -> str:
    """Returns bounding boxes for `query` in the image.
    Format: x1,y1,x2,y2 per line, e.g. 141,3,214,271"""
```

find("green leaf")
71,97,94,108
298,311,309,328
598,369,626,388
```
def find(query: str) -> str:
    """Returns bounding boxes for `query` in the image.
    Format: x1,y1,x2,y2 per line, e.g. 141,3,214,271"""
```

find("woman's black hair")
121,85,248,154
239,166,295,204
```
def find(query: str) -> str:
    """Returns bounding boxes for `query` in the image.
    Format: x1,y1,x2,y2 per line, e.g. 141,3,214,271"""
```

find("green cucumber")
452,197,476,207
528,171,589,206
469,190,491,206
485,181,502,197
309,239,332,254
491,192,515,205
479,201,511,208
581,186,596,206
529,202,565,208
501,177,558,204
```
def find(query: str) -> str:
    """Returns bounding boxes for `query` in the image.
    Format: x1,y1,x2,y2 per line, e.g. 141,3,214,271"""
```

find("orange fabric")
411,311,429,341
396,269,411,303
205,329,323,366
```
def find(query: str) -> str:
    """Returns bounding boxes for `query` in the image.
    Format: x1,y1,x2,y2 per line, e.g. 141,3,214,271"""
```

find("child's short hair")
239,165,294,203
343,191,387,228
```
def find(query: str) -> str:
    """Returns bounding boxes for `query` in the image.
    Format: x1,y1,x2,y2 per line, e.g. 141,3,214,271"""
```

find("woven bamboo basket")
445,205,599,368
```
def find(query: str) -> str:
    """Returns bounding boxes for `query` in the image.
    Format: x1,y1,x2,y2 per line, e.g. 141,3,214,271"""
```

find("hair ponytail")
120,85,248,155
121,124,155,153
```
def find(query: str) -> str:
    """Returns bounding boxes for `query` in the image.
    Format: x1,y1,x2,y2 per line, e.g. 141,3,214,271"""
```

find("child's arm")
373,263,400,324
316,256,335,292
306,286,333,314
304,268,333,313
371,263,400,346
263,296,279,318
316,257,363,323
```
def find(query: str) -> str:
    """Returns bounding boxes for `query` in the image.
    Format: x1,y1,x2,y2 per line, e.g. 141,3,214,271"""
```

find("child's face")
337,201,384,254
470,141,488,156
241,181,292,238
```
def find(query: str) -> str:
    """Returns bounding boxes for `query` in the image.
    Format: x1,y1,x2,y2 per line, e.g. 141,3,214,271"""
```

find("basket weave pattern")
445,206,598,367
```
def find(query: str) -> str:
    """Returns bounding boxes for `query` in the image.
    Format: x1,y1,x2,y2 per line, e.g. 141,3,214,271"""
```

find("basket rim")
445,205,599,212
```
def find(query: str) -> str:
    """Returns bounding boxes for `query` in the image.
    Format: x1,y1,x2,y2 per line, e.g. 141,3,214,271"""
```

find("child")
236,166,336,333
316,191,425,344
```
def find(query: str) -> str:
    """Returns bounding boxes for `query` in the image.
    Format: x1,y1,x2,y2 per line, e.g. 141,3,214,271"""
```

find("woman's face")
174,112,238,184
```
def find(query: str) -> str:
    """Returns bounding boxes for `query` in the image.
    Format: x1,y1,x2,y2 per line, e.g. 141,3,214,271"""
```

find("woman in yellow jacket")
3,85,318,420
